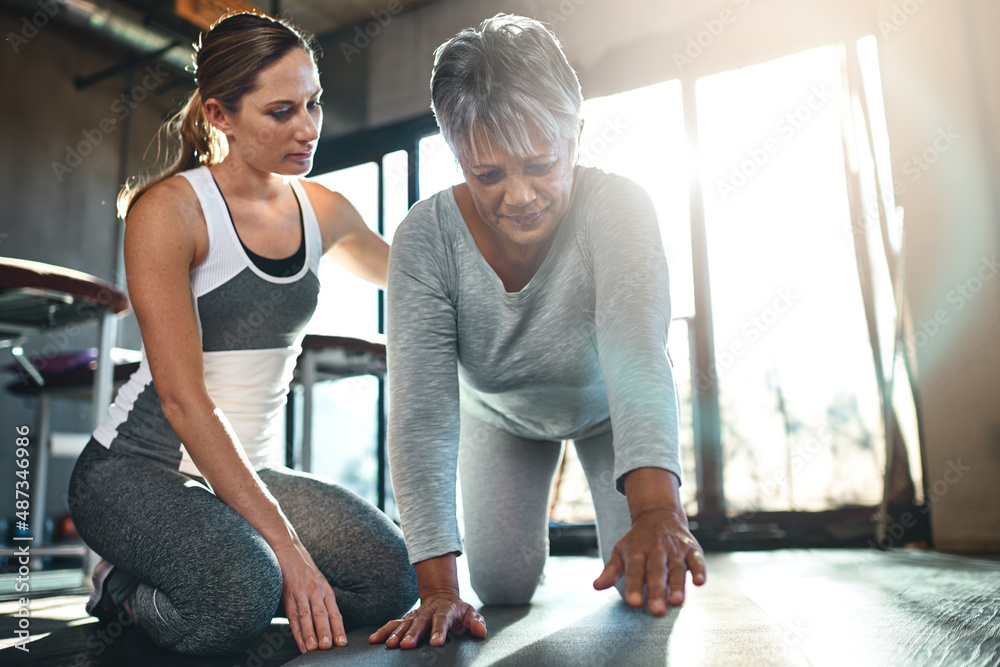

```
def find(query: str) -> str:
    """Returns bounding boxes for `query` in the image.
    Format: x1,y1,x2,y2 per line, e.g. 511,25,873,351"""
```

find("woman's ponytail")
116,89,228,219
177,89,228,171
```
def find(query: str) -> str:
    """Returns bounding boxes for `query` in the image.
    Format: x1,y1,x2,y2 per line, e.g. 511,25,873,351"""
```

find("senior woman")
371,14,706,649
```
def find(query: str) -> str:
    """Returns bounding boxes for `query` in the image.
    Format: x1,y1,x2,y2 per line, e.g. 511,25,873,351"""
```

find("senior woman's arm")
371,200,486,648
384,203,464,562
583,174,707,613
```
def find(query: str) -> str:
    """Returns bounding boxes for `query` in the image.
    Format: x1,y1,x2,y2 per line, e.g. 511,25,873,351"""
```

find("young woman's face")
218,48,323,175
458,125,577,251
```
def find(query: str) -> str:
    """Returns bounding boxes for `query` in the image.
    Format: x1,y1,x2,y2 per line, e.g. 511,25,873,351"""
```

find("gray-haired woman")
371,14,706,649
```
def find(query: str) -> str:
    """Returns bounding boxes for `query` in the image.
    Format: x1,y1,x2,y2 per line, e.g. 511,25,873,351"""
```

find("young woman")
68,12,417,656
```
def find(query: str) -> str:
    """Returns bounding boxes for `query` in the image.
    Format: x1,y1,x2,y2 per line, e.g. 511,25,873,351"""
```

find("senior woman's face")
458,126,576,250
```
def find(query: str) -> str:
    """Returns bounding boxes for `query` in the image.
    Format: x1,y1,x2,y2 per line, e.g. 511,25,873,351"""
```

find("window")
307,35,923,542
548,81,699,519
697,45,885,512
299,163,382,505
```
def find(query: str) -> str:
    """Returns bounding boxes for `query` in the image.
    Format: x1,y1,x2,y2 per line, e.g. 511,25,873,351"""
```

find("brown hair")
117,12,319,218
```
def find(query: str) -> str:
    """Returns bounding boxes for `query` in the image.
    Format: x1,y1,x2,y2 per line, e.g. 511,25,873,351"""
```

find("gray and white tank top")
93,166,322,476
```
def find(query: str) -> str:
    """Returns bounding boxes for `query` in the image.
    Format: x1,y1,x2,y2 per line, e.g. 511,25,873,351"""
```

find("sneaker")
86,559,122,620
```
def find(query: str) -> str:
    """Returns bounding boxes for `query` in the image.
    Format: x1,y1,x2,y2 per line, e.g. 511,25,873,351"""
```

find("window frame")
310,42,928,548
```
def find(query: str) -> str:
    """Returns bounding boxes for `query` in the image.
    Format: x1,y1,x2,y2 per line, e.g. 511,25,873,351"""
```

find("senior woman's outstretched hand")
593,468,707,614
370,553,487,648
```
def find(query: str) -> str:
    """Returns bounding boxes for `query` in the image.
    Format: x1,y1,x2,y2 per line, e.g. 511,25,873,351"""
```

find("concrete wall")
350,0,1000,550
1,8,174,530
875,0,1000,552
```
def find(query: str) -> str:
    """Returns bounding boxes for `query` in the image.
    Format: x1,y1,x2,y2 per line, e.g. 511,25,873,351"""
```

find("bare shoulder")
128,175,202,227
126,174,208,266
300,178,352,216
299,179,364,250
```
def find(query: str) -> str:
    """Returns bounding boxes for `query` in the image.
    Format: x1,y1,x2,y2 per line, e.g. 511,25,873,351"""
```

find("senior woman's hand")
369,594,485,648
370,553,487,649
593,468,706,614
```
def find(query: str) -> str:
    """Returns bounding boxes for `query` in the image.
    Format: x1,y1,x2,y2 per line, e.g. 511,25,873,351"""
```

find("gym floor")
2,549,998,666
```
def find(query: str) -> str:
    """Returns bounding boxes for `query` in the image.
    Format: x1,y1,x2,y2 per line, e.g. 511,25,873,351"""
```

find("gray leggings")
68,439,418,656
458,411,632,605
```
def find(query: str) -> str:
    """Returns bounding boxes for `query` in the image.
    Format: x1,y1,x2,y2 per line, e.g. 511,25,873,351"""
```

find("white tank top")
93,166,323,476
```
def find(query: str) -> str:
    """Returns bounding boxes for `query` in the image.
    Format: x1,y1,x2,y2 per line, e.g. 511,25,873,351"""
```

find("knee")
393,549,420,615
382,558,420,620
355,536,419,625
66,455,98,530
218,549,283,647
171,549,282,655
234,550,283,610
469,567,541,606
467,538,545,606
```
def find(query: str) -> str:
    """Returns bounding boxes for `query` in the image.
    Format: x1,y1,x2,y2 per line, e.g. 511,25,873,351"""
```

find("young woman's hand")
272,537,347,653
369,592,486,649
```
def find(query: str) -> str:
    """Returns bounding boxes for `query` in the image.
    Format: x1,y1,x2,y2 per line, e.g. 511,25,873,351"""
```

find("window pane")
668,318,699,515
382,149,410,242
696,45,885,513
380,149,411,520
305,162,382,503
308,162,380,337
579,79,694,320
857,35,923,504
309,376,380,505
418,133,463,200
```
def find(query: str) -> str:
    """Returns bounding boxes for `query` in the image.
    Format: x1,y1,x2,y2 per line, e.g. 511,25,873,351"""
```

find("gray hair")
430,14,583,163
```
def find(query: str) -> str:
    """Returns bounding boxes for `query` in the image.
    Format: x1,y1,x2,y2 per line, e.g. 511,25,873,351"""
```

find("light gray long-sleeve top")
386,166,681,564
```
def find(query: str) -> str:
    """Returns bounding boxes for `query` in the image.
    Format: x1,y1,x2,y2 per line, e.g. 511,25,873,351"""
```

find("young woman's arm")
125,179,346,654
304,181,390,288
